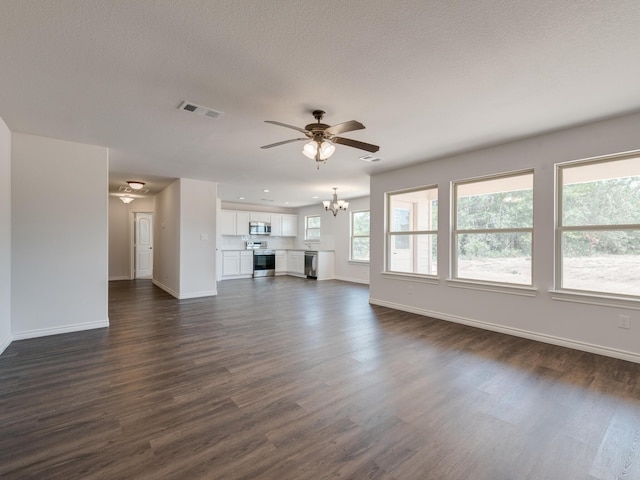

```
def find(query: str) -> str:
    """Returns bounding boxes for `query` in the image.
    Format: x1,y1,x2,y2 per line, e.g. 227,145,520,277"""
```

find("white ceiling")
2,1,640,207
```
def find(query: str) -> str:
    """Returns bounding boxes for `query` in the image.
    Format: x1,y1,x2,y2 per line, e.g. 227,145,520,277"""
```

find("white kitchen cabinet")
222,251,240,276
287,251,305,276
275,250,287,274
270,214,283,236
220,211,237,236
240,251,253,275
220,211,250,236
236,211,250,236
222,250,253,277
250,212,271,222
282,214,298,237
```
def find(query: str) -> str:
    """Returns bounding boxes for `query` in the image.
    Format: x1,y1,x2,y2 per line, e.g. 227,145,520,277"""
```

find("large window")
557,153,640,297
453,171,533,285
386,186,438,275
305,215,321,241
350,210,370,262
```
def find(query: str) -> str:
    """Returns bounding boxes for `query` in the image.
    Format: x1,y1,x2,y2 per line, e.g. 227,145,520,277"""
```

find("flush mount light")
120,195,134,204
127,181,145,190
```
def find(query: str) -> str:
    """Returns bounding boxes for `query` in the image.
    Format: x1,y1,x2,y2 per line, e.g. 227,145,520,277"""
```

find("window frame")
304,214,321,242
555,151,640,299
385,185,438,277
451,169,534,287
350,210,370,263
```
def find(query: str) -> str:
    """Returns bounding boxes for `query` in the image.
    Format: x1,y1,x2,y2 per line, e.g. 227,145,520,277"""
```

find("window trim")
304,214,321,242
349,209,370,263
555,150,640,299
385,184,438,277
451,168,534,287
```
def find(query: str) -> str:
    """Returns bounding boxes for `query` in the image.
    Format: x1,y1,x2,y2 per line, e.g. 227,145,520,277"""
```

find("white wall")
0,116,11,354
153,180,181,297
11,133,109,339
370,111,640,362
295,196,370,284
108,196,154,280
179,178,217,298
153,178,218,299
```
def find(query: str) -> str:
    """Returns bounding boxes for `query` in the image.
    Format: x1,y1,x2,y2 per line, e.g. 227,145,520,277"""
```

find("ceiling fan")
261,110,379,167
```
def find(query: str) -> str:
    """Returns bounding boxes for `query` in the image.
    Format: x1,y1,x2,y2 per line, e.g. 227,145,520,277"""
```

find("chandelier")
323,188,349,216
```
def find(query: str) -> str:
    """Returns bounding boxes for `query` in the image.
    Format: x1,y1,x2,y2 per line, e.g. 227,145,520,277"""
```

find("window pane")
456,232,532,284
562,167,640,226
389,233,437,275
353,211,370,236
561,230,640,296
307,216,321,228
352,238,370,261
457,175,533,230
306,227,320,240
389,188,437,232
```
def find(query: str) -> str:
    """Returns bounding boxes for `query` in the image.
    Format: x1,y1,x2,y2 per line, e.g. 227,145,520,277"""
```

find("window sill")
349,260,370,265
550,290,640,310
447,279,537,297
381,271,440,285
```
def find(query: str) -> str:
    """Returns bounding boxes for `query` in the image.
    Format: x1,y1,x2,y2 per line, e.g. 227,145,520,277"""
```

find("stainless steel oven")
246,241,275,277
253,249,275,277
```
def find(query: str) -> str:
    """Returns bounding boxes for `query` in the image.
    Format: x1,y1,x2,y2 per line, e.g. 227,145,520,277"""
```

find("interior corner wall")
370,110,640,362
179,178,217,298
152,180,181,297
109,196,155,280
0,116,11,354
11,133,109,339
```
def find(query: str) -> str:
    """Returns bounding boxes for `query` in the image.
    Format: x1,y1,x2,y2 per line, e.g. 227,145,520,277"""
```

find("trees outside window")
305,215,320,241
351,211,370,262
557,154,640,296
386,186,438,275
453,171,533,285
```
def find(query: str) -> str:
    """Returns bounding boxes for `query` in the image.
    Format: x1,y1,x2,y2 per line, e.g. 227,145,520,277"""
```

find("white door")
135,212,153,279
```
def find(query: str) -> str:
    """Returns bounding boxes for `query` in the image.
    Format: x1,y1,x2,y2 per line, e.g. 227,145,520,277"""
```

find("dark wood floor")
2,278,640,479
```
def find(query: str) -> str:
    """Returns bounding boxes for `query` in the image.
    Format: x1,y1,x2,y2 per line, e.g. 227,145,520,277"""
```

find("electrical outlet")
618,314,631,329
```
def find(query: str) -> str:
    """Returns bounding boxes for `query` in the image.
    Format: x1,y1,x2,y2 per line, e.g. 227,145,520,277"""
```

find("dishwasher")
304,251,318,279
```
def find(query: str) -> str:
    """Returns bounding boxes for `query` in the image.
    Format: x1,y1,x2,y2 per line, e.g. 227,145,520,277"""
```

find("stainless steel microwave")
249,221,271,235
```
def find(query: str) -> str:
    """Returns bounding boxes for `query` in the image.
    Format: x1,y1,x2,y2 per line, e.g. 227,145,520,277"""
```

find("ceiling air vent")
178,101,223,119
360,154,381,163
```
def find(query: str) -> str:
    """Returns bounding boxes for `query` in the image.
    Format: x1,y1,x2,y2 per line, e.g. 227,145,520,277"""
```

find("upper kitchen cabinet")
282,214,298,237
270,214,283,236
250,212,271,222
220,210,250,236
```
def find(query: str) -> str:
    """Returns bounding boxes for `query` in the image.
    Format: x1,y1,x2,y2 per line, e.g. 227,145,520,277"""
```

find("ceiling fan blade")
260,138,307,149
325,120,365,136
264,120,309,134
332,137,380,153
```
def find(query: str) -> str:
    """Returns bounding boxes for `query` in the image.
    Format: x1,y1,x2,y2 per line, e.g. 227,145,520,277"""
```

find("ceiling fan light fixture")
302,141,335,161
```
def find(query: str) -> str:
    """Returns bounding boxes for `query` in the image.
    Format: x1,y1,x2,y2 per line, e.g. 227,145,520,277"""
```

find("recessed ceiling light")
238,197,245,200
263,189,270,193
284,202,289,205
311,196,318,199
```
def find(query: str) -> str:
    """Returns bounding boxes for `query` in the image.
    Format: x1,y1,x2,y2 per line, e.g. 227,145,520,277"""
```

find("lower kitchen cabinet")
275,250,287,274
287,251,305,276
222,251,253,278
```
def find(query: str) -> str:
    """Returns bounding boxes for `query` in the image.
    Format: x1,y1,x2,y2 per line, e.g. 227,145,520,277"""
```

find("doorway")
133,212,153,279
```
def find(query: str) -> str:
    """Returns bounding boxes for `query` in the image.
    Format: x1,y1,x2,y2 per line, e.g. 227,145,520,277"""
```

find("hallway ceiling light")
323,188,349,216
127,181,145,190
120,195,134,204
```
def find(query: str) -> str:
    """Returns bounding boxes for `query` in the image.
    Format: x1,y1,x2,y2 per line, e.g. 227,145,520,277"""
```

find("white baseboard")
0,334,12,356
369,297,640,364
12,319,110,341
334,275,369,285
109,275,131,281
152,279,217,299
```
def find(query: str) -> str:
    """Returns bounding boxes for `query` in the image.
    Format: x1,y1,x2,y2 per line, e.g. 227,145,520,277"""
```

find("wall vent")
178,101,224,119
